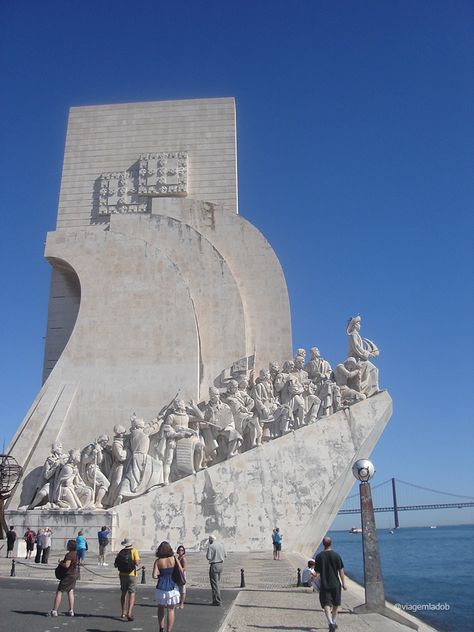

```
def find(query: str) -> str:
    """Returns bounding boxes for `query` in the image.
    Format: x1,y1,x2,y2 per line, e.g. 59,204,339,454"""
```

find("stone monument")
5,98,392,553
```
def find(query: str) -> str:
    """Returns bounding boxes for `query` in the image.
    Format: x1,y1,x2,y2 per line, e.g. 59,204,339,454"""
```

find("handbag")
55,563,68,580
171,557,186,586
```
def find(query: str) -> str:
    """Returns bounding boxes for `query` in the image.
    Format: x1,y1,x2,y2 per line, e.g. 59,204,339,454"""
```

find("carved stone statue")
106,425,128,508
118,415,164,502
252,369,289,439
28,442,68,509
346,316,380,397
156,399,203,484
305,347,332,383
302,380,321,423
200,387,242,462
334,357,367,404
224,379,261,451
318,377,340,417
80,435,111,508
279,368,305,429
291,356,309,385
51,449,94,509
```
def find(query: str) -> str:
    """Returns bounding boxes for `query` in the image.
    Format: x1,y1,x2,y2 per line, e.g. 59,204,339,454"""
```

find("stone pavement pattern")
0,549,437,631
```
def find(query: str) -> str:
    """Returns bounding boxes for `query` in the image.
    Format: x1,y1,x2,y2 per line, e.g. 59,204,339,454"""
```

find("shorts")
58,575,77,593
274,542,281,552
77,548,86,561
120,574,137,594
26,542,35,552
99,543,107,556
319,586,342,608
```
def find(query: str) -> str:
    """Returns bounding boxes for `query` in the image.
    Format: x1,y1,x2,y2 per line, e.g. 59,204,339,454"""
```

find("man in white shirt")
206,534,226,605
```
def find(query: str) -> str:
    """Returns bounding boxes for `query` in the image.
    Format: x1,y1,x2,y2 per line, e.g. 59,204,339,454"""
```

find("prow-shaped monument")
5,98,392,554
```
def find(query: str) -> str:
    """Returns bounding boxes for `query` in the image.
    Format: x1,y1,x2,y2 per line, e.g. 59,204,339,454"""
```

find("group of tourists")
44,531,224,632
6,526,54,563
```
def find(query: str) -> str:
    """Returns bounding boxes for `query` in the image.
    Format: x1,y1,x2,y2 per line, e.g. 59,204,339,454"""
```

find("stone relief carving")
24,315,381,511
98,151,188,215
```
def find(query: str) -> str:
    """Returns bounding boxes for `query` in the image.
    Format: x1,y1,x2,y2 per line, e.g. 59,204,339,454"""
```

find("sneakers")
47,610,58,617
67,610,75,617
102,562,109,566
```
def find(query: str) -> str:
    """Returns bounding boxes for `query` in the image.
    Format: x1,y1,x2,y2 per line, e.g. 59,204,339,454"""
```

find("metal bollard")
141,565,146,584
296,567,302,587
10,559,16,577
240,568,245,588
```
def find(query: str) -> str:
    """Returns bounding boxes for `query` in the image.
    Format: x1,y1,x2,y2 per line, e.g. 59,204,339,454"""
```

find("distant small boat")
430,526,437,529
349,527,362,534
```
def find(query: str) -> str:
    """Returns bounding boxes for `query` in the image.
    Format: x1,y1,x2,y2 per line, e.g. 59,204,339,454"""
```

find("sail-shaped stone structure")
6,98,392,554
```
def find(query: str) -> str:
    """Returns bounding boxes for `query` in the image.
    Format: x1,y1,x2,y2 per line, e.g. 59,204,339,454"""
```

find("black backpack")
114,548,136,573
55,563,68,580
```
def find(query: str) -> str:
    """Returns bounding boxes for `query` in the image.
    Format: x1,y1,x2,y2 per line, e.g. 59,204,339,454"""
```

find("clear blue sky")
1,0,473,527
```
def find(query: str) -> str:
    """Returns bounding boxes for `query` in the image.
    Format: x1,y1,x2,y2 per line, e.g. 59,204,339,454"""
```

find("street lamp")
352,458,417,630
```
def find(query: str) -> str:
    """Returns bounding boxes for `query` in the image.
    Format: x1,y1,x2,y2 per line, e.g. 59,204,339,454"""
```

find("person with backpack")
47,539,79,617
97,525,110,566
115,538,141,621
24,527,36,559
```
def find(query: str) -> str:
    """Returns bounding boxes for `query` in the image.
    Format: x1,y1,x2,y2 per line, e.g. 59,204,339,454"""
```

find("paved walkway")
0,549,438,631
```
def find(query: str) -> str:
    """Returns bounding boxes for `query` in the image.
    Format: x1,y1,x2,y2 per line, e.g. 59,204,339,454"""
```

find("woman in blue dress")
152,541,182,632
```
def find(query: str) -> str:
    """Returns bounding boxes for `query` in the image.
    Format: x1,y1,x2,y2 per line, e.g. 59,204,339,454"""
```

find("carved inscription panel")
98,152,188,215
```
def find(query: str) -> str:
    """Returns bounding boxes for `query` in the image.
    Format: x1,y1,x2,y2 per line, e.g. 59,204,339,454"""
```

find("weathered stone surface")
7,98,292,511
109,391,392,552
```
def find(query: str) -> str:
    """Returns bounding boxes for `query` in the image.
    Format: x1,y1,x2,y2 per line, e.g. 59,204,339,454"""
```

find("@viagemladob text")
394,602,450,612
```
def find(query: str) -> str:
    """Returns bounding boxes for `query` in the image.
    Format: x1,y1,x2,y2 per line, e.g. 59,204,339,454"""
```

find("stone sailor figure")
118,414,164,502
346,315,380,397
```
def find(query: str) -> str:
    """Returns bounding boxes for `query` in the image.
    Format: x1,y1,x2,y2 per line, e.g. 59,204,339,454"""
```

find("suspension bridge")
338,478,474,528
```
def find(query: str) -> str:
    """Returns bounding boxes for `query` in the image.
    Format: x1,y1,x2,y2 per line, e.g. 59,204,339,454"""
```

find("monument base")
5,509,119,554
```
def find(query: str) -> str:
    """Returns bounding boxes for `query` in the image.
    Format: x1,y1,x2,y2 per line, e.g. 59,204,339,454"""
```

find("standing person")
75,530,87,565
311,536,347,632
272,527,282,560
6,526,17,558
46,539,79,617
35,528,44,563
152,541,181,632
41,528,53,564
24,527,36,559
206,533,226,606
97,525,110,566
176,545,187,609
115,538,141,621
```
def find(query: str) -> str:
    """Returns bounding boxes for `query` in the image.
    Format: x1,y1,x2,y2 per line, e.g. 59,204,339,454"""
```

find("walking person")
41,528,53,564
75,530,87,565
152,541,181,632
272,527,282,560
46,539,79,617
176,545,187,609
206,533,226,606
311,536,347,632
6,526,17,558
115,538,141,621
97,525,110,566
